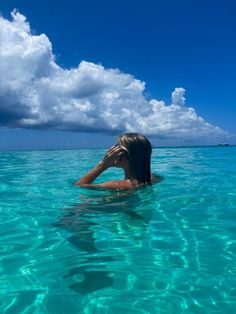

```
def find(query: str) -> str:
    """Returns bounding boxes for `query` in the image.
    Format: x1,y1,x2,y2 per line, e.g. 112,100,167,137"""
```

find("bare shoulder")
77,180,135,190
151,174,164,184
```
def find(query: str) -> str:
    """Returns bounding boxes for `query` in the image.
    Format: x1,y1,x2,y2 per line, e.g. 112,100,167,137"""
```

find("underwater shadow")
52,186,158,294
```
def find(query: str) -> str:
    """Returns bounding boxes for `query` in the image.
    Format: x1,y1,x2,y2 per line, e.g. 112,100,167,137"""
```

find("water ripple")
1,147,236,313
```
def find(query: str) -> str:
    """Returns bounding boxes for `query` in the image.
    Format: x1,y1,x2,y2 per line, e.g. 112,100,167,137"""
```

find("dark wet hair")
117,133,152,184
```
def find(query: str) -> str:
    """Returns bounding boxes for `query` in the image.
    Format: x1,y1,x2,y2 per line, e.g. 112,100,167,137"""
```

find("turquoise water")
0,146,236,314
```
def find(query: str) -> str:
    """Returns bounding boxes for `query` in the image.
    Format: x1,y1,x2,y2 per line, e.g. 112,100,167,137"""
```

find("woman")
75,133,155,189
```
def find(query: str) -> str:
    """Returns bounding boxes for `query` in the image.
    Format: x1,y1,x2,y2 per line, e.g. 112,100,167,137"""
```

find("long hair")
117,133,152,184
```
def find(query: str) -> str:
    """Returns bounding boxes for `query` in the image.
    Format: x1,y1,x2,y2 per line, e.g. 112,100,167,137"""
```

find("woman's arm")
76,178,133,190
75,162,107,186
75,145,123,187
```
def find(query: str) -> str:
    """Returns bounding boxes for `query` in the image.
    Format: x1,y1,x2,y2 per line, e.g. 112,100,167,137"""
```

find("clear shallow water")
0,146,236,314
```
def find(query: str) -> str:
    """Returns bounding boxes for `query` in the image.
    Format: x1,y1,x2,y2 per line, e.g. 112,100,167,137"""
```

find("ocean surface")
0,146,236,314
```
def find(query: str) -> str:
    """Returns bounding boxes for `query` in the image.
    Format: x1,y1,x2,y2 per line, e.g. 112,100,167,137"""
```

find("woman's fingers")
105,146,115,155
106,146,122,156
102,145,124,167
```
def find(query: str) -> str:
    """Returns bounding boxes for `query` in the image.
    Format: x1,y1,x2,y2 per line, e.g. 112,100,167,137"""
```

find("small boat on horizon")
218,132,230,146
218,142,229,146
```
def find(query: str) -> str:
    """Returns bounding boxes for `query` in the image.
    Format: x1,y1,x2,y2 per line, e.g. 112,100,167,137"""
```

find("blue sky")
0,0,235,149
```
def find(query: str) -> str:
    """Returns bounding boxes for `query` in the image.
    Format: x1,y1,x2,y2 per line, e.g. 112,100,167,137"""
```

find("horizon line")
0,144,235,153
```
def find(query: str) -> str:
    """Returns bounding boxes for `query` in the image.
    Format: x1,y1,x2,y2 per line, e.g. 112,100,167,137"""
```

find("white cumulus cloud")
0,10,222,142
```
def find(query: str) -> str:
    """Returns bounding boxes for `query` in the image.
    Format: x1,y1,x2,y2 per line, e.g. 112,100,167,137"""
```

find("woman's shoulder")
98,179,135,190
151,174,164,184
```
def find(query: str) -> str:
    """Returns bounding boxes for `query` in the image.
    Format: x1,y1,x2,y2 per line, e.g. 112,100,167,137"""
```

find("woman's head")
117,133,152,184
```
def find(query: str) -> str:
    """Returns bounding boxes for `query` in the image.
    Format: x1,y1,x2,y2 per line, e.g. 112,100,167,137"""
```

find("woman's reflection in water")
52,186,158,294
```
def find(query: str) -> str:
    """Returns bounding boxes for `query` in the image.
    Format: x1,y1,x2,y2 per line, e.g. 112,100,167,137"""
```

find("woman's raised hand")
76,145,122,186
100,145,122,168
